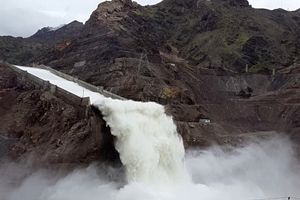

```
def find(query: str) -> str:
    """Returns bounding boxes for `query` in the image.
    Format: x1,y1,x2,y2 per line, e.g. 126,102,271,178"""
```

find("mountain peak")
85,0,139,28
162,0,250,8
31,21,83,38
28,21,83,44
208,0,250,7
111,0,139,6
95,0,139,13
225,0,250,7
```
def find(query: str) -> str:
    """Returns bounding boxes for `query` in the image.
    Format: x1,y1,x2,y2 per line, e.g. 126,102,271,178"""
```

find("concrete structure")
7,64,127,109
7,64,91,109
36,64,126,100
199,118,211,124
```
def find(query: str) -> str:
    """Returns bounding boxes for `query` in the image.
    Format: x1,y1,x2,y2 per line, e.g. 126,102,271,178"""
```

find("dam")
10,64,189,184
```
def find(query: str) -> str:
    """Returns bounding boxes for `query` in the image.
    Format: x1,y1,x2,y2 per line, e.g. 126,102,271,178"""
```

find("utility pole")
272,68,276,76
137,52,150,76
245,64,249,73
137,53,144,76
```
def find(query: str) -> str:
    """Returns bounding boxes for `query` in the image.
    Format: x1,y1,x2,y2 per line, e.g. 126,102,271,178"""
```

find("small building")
199,118,211,124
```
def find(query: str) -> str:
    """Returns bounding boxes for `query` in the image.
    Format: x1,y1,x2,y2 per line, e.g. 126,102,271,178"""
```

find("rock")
0,21,84,65
1,0,299,73
223,0,250,7
74,61,86,68
0,64,119,166
0,0,300,165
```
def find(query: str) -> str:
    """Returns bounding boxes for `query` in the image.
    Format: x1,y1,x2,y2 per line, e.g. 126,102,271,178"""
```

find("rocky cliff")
34,0,299,137
0,61,299,165
1,0,300,73
0,21,83,65
10,0,298,74
0,64,118,166
0,0,299,164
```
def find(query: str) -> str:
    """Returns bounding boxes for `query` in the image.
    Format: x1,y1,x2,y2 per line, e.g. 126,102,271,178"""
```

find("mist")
1,136,299,200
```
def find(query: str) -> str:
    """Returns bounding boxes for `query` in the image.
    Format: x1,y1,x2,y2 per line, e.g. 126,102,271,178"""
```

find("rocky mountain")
0,21,84,65
0,64,118,164
31,0,299,123
28,21,84,45
1,0,300,73
0,0,299,164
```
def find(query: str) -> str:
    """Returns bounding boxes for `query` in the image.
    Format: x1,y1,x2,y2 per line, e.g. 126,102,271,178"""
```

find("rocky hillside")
0,0,299,164
0,0,299,132
1,0,300,73
0,21,83,65
27,21,84,45
0,64,118,165
0,62,299,165
0,0,298,72
31,0,299,129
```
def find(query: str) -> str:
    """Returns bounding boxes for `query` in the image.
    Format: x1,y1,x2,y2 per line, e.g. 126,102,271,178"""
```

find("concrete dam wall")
1,63,120,164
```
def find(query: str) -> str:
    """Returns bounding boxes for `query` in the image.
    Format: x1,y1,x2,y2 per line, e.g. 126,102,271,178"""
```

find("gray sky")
0,0,299,37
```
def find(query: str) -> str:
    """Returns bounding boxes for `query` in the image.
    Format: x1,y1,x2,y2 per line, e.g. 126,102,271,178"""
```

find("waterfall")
93,98,189,185
15,65,189,185
4,66,300,200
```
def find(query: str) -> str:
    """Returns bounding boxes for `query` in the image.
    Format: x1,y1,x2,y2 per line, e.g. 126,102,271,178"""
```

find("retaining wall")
36,64,126,100
7,64,90,108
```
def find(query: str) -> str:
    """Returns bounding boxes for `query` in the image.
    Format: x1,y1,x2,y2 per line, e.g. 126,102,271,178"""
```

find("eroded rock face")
1,0,299,73
0,21,84,65
0,0,300,164
28,21,84,45
30,0,299,149
88,0,139,23
1,61,300,166
221,0,250,7
0,64,118,166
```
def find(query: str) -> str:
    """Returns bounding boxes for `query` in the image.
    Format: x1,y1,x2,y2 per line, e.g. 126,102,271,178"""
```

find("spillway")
10,66,300,200
15,65,189,185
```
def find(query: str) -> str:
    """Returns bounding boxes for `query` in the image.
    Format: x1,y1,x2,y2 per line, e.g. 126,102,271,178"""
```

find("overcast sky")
0,0,299,37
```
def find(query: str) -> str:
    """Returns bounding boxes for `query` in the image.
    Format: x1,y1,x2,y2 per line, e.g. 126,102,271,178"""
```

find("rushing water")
16,65,190,185
1,137,300,200
94,99,189,185
2,66,299,200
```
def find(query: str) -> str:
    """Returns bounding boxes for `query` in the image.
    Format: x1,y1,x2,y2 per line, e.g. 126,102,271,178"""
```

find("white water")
6,66,300,200
15,65,189,185
93,99,189,184
1,137,300,200
15,66,104,103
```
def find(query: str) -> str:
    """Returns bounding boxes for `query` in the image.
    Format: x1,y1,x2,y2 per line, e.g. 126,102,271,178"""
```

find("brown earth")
0,0,300,165
0,62,299,166
0,64,118,166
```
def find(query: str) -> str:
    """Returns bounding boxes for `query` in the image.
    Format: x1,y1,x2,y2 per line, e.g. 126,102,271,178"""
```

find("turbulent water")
93,99,189,185
15,65,189,184
1,137,300,200
3,66,299,200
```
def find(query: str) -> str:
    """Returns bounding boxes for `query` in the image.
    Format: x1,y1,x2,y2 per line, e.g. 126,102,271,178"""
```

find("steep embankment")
0,0,299,161
1,63,299,166
13,65,190,185
37,0,300,75
0,64,118,165
31,0,299,144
